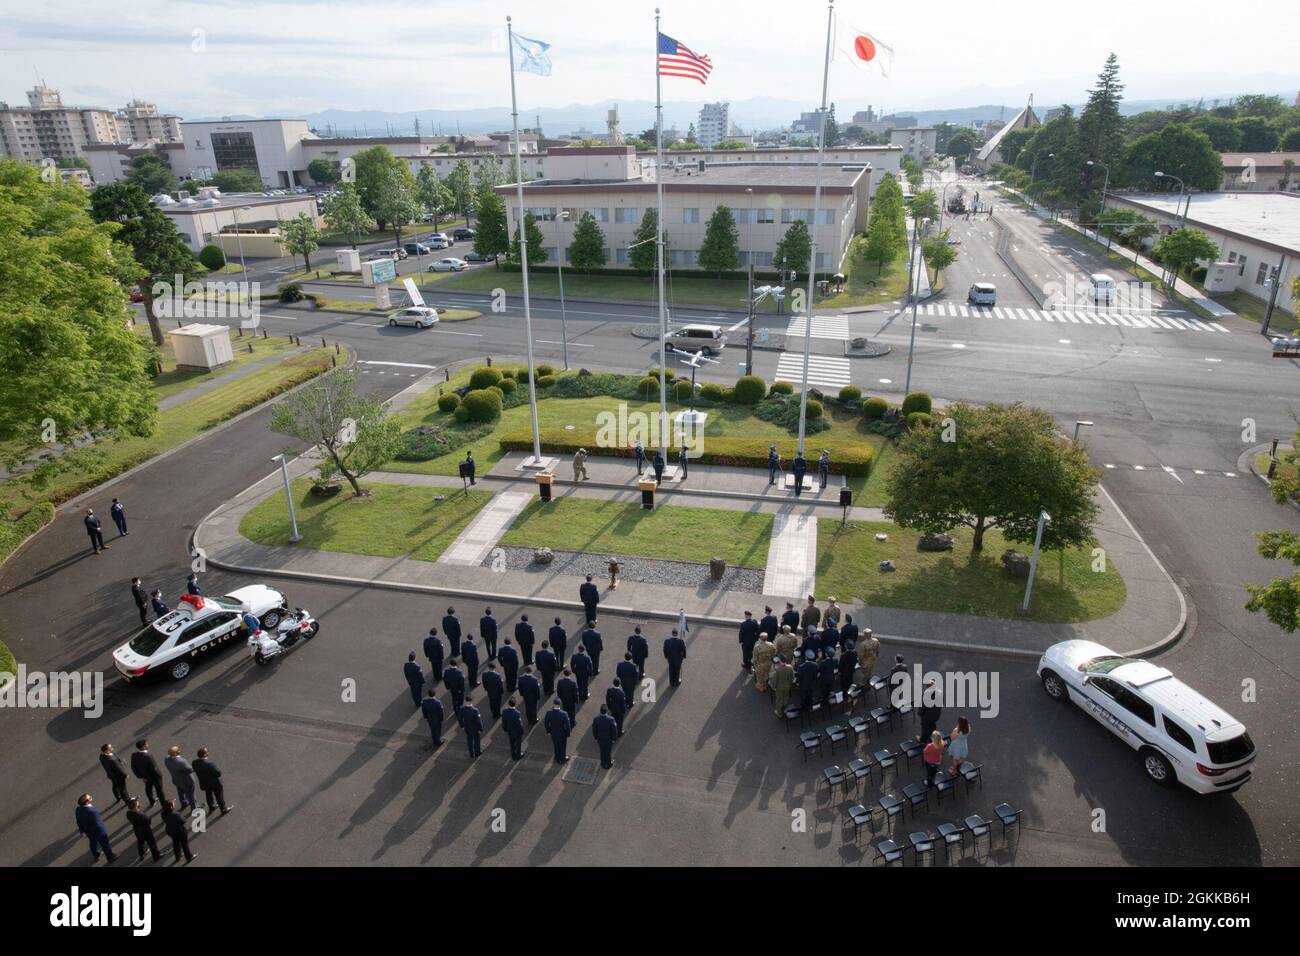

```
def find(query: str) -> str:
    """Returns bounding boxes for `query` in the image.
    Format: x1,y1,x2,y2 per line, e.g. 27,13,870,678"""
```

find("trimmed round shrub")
838,385,862,404
647,366,676,382
516,367,532,383
700,383,725,402
861,397,888,420
469,366,503,390
637,376,660,400
500,368,515,379
453,403,470,422
722,387,736,402
906,411,932,430
498,377,517,394
673,379,694,401
487,385,504,402
198,244,227,271
437,392,461,413
536,364,556,378
278,283,305,303
769,380,794,396
460,388,503,423
734,375,767,405
536,374,557,388
901,391,932,416
806,399,824,420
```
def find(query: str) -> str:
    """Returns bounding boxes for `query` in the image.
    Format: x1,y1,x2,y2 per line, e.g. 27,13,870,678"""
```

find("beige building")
1220,152,1300,192
641,145,902,196
889,126,938,163
83,140,187,185
152,191,322,253
116,99,182,143
496,146,871,273
0,84,121,162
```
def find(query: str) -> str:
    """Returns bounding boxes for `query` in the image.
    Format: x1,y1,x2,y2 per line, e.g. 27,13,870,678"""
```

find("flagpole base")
518,456,559,472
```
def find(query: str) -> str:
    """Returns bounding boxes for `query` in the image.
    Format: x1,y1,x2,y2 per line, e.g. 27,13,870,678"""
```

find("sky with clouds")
1,0,1296,120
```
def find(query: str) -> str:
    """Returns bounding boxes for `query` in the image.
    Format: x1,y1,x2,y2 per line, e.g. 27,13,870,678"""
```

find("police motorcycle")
246,608,319,665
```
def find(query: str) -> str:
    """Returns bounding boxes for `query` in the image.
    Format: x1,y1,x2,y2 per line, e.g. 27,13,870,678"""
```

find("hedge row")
0,501,56,567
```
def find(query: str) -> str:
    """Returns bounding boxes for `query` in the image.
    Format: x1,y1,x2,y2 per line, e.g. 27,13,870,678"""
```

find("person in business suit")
791,452,807,497
150,590,168,619
760,606,780,643
165,746,197,812
497,637,520,692
502,699,525,760
125,798,161,862
420,688,445,748
652,449,666,486
75,794,115,863
514,614,536,666
403,652,425,707
442,607,463,657
459,696,484,759
110,497,129,536
579,575,600,625
548,617,569,666
423,628,445,684
130,578,149,626
192,747,232,814
161,799,194,863
663,629,687,687
84,508,108,554
556,668,579,726
99,743,131,804
481,661,505,719
544,700,572,763
738,611,760,671
443,658,466,712
536,641,558,697
186,573,203,597
797,652,820,711
518,666,542,724
626,626,649,679
592,706,619,769
838,613,859,650
606,679,628,736
838,642,859,695
818,449,830,491
571,645,593,701
616,654,640,710
130,739,166,807
581,621,603,675
461,634,481,688
781,602,800,631
479,608,499,660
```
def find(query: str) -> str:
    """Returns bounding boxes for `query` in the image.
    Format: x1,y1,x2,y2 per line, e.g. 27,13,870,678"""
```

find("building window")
615,207,638,224
616,248,629,265
1256,262,1269,285
209,131,258,172
781,208,814,224
757,208,775,223
543,247,556,262
526,207,556,222
818,209,835,225
585,208,609,222
683,208,700,224
1237,256,1247,277
815,253,832,269
669,249,699,266
750,251,774,267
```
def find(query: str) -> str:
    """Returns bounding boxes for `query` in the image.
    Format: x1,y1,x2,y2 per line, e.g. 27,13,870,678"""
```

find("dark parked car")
404,242,431,256
453,227,475,240
464,251,497,263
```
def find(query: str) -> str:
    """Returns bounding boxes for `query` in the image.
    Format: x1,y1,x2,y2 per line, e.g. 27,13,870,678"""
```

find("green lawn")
141,325,304,402
1211,289,1298,334
499,496,774,568
815,519,1127,623
240,478,493,562
0,639,14,686
820,237,911,307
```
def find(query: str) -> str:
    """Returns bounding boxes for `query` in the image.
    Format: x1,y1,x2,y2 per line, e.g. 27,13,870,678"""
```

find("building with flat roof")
152,190,322,254
889,126,937,163
697,102,729,149
83,140,187,185
1220,152,1300,193
640,145,903,195
495,145,871,274
178,118,314,188
0,84,121,162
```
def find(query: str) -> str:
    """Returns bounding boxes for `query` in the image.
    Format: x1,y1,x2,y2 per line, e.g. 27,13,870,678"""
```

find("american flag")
657,32,712,84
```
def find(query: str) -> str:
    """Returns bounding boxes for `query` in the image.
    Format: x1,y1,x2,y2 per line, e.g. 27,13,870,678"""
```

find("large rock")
1001,549,1031,578
917,532,955,552
532,547,555,566
879,559,896,573
709,557,727,580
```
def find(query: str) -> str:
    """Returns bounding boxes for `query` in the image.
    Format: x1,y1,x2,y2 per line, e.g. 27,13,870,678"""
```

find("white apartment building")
0,85,120,162
889,126,938,163
83,141,187,185
152,191,322,253
116,99,182,143
697,102,730,149
178,119,314,188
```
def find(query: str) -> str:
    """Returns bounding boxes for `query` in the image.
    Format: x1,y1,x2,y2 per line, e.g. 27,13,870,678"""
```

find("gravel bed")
485,546,765,593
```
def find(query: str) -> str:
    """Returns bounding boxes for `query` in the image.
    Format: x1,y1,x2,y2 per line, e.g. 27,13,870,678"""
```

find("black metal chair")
959,762,983,794
902,782,930,818
877,793,904,827
825,723,848,754
799,731,823,762
994,802,1022,842
898,738,925,769
828,690,845,715
846,756,873,791
932,770,959,805
782,705,802,731
869,706,893,734
868,674,888,701
964,813,992,851
873,747,898,775
895,702,914,725
847,804,875,843
907,830,936,865
847,716,870,747
875,838,904,866
845,685,865,713
937,822,966,864
820,764,848,801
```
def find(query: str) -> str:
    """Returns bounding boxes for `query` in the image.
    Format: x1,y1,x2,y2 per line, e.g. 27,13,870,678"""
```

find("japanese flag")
833,15,894,77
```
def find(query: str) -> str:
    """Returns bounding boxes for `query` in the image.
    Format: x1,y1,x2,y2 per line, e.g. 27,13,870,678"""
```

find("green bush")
806,399,824,420
723,387,736,402
500,368,515,379
901,392,932,416
0,500,56,566
487,385,504,401
906,411,933,429
861,397,888,420
469,366,503,390
673,380,694,401
734,375,767,405
769,380,794,396
516,367,532,383
437,392,461,413
838,385,862,404
278,283,305,303
198,244,227,271
536,364,556,378
393,422,495,462
536,374,557,388
453,403,470,422
637,376,660,399
648,366,677,381
755,397,830,435
700,383,725,402
460,388,503,423
498,377,517,394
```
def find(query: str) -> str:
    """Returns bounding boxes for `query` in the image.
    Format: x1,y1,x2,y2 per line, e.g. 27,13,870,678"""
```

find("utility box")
536,471,555,502
638,478,658,510
1204,261,1241,294
167,323,235,370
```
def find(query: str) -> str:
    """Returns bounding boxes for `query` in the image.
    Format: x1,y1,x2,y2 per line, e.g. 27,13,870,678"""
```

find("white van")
665,323,726,355
1037,640,1255,794
967,282,997,306
1089,273,1116,305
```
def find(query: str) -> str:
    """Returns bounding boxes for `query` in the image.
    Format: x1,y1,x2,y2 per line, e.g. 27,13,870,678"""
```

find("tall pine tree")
567,212,607,272
698,205,739,276
628,207,661,274
509,211,548,267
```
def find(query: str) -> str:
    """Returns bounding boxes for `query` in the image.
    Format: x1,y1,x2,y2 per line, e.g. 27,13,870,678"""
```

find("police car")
112,585,288,683
1037,640,1255,794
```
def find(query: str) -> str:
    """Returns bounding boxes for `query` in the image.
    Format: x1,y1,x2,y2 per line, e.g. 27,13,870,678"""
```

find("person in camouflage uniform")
752,633,776,692
770,655,795,717
855,628,881,682
773,625,798,667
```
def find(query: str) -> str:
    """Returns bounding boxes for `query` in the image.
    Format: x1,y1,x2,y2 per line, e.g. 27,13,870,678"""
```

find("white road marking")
358,360,438,369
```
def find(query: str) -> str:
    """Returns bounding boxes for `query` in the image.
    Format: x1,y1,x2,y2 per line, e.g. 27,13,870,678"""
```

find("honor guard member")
443,658,467,712
481,662,505,719
663,629,687,687
634,439,645,475
818,449,830,490
479,607,499,660
593,706,619,769
544,700,572,763
502,699,525,760
606,679,628,736
557,668,579,726
548,617,569,666
677,443,690,479
616,654,640,709
518,666,543,724
442,607,463,657
571,645,594,701
767,444,780,485
579,575,600,625
459,696,484,759
461,634,481,688
738,611,760,671
423,628,445,683
581,620,604,674
652,449,666,485
404,652,425,707
536,641,558,696
627,625,650,679
421,688,446,747
759,606,780,644
791,452,808,497
515,614,536,665
498,638,520,692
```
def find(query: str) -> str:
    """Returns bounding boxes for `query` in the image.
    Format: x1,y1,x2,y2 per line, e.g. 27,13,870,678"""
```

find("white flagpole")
654,8,669,461
507,17,544,467
796,0,835,457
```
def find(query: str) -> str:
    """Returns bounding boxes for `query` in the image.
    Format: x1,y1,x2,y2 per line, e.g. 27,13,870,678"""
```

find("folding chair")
907,830,936,865
799,730,823,762
873,747,898,775
847,804,875,843
902,782,930,818
782,705,802,732
994,802,1022,842
898,738,925,769
894,702,914,725
847,715,870,748
959,762,983,794
825,723,848,754
932,770,959,805
827,691,845,716
846,756,873,791
877,793,904,827
868,674,888,701
964,813,992,852
845,684,865,714
936,822,965,864
875,838,904,866
820,764,848,801
869,706,893,734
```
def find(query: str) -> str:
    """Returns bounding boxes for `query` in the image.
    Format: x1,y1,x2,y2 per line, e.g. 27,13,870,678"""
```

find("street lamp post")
232,206,248,275
556,209,571,370
1154,171,1186,286
1028,151,1054,208
272,454,302,543
902,214,924,396
1072,420,1094,442
1086,159,1110,220
745,187,755,375
1021,510,1051,612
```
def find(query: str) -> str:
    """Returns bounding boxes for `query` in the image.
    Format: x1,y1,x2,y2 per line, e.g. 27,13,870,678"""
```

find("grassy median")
815,519,1126,623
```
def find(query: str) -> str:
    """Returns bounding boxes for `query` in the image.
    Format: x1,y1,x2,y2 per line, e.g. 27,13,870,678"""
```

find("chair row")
780,675,900,728
851,803,1023,866
818,757,983,806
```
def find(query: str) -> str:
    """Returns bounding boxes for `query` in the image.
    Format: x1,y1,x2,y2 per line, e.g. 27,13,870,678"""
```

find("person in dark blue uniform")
592,706,619,769
768,444,780,484
627,625,649,678
557,668,579,726
652,449,666,485
581,621,603,674
818,449,830,490
738,611,760,671
502,699,525,759
536,641,558,696
443,659,466,711
791,452,808,497
130,577,149,626
421,688,445,747
186,573,203,597
606,679,628,736
820,619,840,653
678,443,690,479
149,590,169,619
634,439,645,475
571,645,593,700
110,498,128,536
481,662,505,719
403,652,425,707
616,654,640,709
818,649,837,708
464,450,477,485
781,602,800,631
479,607,498,659
579,576,600,626
797,652,819,710
75,793,115,863
839,613,859,650
663,629,687,686
423,628,445,683
514,614,536,665
498,637,520,692
461,634,480,688
543,700,572,763
518,666,542,724
442,607,463,657
459,696,484,758
548,617,569,666
760,605,780,642
798,627,822,660
838,643,858,695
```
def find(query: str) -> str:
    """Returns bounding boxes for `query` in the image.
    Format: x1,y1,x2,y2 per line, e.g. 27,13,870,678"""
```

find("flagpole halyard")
654,8,669,461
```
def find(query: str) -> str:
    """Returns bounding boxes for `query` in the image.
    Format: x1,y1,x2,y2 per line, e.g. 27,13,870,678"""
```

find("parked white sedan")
388,306,441,328
429,258,468,272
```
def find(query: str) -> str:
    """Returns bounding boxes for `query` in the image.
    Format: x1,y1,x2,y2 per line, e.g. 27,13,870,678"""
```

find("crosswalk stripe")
897,300,1227,336
948,303,958,317
993,307,1005,319
1211,323,1230,333
1064,311,1080,323
958,306,969,317
1164,316,1190,330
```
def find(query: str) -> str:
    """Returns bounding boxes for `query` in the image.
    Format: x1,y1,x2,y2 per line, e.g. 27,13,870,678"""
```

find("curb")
476,471,857,509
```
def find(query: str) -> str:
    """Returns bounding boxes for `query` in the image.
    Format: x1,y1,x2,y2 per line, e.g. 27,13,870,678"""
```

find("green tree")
414,164,453,228
698,205,739,276
210,169,263,193
446,159,475,225
269,370,401,498
370,166,419,249
824,103,840,147
1245,530,1300,633
884,401,1101,553
197,244,227,271
714,140,747,150
1190,115,1242,151
352,145,412,230
281,213,321,272
567,212,607,272
1076,53,1126,170
1235,116,1279,152
921,229,958,283
322,183,375,248
1152,227,1219,283
773,219,812,277
1281,128,1300,150
628,207,660,274
509,211,548,267
473,188,509,264
474,156,504,191
1234,94,1285,118
89,181,199,346
945,128,978,161
307,158,339,185
1121,124,1222,191
910,189,939,222
686,123,698,144
998,128,1035,167
0,161,156,456
125,154,177,195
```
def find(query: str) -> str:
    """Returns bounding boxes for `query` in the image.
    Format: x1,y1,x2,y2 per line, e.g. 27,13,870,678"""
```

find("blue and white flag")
512,32,552,76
